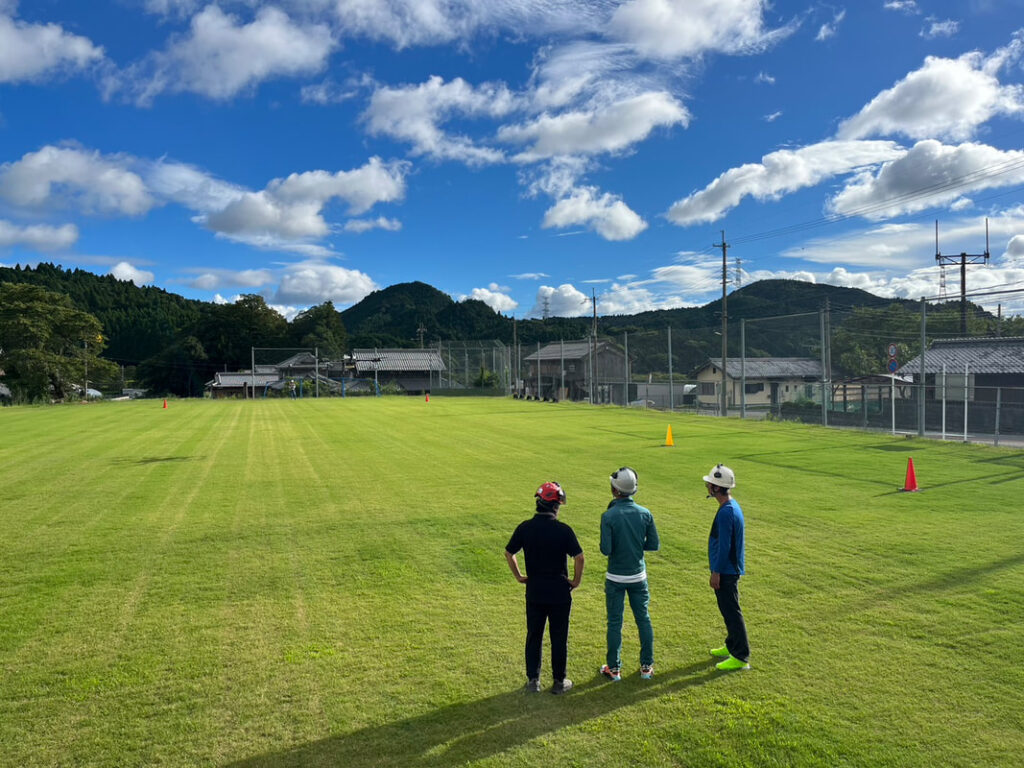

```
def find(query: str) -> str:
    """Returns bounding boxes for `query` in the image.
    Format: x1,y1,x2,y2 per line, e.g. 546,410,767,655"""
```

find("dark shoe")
551,678,573,695
525,678,541,692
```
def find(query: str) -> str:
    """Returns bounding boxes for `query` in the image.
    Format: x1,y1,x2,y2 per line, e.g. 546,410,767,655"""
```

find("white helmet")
703,464,736,489
610,466,638,495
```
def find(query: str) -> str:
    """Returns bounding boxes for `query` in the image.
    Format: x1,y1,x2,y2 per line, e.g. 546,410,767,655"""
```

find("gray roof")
276,352,318,367
899,337,1024,375
352,349,446,373
524,340,623,361
208,372,280,388
703,357,823,379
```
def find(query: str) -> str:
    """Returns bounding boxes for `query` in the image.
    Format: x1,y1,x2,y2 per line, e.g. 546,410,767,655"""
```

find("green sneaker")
710,645,730,658
716,655,750,671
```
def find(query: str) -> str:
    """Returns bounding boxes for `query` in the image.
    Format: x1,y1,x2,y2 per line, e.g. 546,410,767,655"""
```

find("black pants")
525,600,571,681
715,574,750,662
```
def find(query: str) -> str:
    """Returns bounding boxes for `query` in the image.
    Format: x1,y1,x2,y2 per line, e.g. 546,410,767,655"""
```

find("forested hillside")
2,263,1014,400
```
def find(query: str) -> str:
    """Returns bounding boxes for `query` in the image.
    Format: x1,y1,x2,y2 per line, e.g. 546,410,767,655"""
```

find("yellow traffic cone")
664,425,674,447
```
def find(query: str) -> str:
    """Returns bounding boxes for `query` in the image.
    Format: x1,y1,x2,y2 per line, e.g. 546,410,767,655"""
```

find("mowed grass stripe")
1,397,1022,767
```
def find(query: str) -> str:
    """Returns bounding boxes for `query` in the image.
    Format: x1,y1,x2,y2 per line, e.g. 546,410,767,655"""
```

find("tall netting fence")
506,288,1024,444
433,340,512,396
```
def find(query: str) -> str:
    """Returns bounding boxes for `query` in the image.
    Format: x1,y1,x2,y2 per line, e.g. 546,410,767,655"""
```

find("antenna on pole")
935,218,990,334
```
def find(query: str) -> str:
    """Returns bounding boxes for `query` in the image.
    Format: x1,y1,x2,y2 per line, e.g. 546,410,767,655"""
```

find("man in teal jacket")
599,467,660,681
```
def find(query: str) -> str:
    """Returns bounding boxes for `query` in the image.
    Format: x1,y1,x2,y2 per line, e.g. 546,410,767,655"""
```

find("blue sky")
2,0,1024,319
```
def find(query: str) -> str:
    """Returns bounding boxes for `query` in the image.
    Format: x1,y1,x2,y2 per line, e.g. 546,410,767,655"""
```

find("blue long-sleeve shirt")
708,499,745,575
600,496,659,578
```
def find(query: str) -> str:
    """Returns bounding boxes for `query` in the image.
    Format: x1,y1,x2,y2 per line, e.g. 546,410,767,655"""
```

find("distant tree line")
1,263,1017,401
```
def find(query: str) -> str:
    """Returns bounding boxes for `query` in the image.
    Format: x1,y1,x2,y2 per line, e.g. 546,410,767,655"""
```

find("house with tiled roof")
351,348,446,394
693,357,825,410
898,337,1024,403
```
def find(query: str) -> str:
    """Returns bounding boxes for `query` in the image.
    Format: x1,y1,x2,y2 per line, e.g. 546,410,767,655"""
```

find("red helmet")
535,481,566,505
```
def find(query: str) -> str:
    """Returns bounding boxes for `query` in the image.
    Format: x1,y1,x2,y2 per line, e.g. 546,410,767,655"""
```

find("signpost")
887,343,898,434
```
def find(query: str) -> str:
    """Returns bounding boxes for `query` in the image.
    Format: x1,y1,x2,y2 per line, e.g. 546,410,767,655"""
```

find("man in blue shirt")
505,482,584,695
704,464,750,671
599,466,660,681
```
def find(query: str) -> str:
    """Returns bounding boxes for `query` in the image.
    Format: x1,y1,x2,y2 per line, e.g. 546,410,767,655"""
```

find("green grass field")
1,397,1022,767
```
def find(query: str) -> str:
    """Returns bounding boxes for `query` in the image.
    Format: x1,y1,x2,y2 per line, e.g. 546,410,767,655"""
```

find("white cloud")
344,216,403,233
144,160,245,214
816,9,846,41
836,42,1024,142
301,78,360,105
777,213,1024,270
327,0,606,49
0,145,156,216
884,1,919,13
0,220,78,250
110,261,154,286
827,140,1024,220
268,304,301,321
511,272,550,280
598,283,688,314
500,91,688,161
112,6,335,104
186,268,273,291
543,185,648,241
754,71,775,84
607,0,795,60
649,262,721,293
533,283,591,317
921,19,959,39
363,75,517,164
461,283,518,312
0,10,104,83
666,140,905,226
274,261,378,306
203,157,408,240
764,110,782,122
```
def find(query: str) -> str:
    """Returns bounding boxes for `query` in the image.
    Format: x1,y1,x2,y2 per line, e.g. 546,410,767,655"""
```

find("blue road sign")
887,358,899,373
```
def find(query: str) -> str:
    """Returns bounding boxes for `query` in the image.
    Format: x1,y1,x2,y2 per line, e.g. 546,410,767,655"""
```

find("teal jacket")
600,496,660,578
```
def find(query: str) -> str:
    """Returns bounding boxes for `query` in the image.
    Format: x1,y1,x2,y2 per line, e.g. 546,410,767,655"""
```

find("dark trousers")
715,574,750,662
525,600,571,682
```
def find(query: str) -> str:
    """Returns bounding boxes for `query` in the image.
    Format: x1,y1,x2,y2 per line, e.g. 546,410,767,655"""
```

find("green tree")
0,282,116,401
290,301,348,359
137,335,210,397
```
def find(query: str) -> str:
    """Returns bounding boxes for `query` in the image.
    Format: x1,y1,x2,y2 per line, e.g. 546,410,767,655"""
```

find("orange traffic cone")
162,399,168,409
900,457,919,492
425,392,430,403
664,425,674,447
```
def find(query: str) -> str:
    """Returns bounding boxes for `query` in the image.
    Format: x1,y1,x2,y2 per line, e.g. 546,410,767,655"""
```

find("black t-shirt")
506,513,583,604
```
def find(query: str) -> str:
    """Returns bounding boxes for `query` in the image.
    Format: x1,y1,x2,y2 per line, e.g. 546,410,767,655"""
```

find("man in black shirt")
505,482,585,695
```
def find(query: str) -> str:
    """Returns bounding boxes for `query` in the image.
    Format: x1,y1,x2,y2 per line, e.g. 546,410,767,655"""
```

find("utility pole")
416,323,426,348
935,219,989,335
714,231,729,417
590,288,598,403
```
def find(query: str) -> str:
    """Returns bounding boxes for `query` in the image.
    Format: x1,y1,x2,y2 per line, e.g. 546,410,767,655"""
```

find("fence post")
536,341,541,399
941,363,947,440
560,339,564,401
995,387,1002,447
740,318,746,419
919,297,926,437
623,332,629,407
963,363,969,442
667,326,674,411
820,308,828,427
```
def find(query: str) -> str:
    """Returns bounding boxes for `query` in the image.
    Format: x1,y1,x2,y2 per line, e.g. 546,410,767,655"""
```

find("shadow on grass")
110,456,197,465
902,551,1024,595
227,661,718,768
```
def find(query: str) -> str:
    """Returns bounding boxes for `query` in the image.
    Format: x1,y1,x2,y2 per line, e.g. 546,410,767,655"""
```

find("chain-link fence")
507,288,1024,444
433,340,511,395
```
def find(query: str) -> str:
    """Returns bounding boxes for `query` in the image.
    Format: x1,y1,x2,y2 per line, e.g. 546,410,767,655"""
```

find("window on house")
745,382,764,394
699,382,716,396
